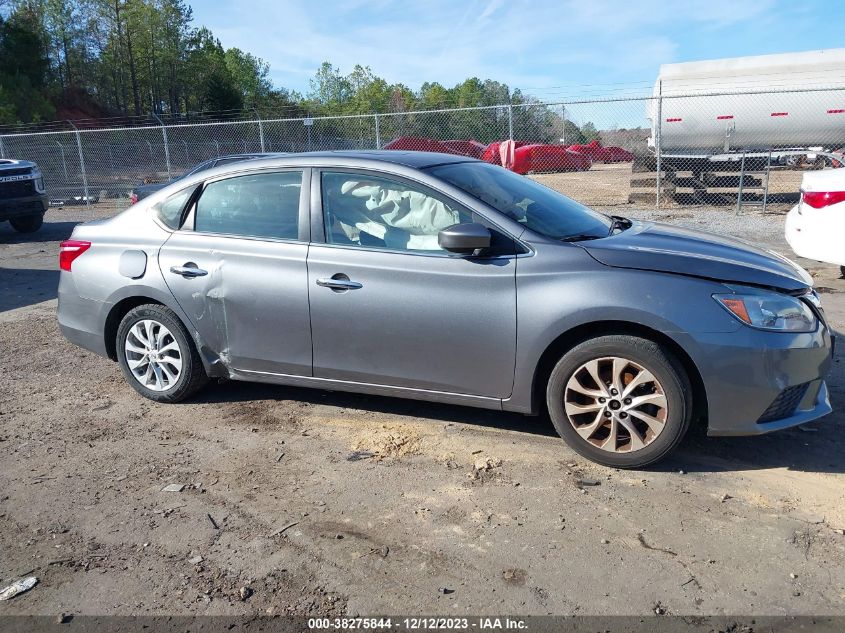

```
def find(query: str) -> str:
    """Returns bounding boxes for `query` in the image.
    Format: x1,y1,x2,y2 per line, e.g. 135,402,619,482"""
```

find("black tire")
546,335,692,469
840,265,845,279
9,213,44,233
116,304,209,403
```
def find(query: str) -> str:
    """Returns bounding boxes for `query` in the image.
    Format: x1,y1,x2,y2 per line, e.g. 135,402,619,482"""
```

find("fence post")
254,109,266,152
655,80,663,210
561,105,566,145
374,113,381,149
735,151,747,216
55,141,68,179
152,113,172,180
507,103,514,140
107,144,115,181
67,121,90,207
305,115,313,151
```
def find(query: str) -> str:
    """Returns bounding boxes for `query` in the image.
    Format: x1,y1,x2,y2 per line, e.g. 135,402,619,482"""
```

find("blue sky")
191,0,845,101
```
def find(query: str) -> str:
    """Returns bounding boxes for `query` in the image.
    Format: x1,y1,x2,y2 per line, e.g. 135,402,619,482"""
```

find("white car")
785,168,845,278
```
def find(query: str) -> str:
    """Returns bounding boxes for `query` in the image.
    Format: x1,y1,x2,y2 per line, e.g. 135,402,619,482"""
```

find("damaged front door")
158,169,312,375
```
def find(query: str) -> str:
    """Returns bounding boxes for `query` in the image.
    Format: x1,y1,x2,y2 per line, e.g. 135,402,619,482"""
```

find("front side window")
194,171,302,240
321,171,473,252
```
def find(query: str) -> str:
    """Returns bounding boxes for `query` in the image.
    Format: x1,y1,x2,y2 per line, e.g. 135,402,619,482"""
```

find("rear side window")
157,186,197,229
194,171,302,240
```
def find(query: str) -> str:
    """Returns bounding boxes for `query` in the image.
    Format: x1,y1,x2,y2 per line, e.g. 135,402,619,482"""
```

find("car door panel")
159,234,311,375
308,246,516,397
158,169,312,376
308,168,518,399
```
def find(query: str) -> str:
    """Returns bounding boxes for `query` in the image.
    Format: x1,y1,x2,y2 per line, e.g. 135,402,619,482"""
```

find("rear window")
156,186,197,229
194,171,302,240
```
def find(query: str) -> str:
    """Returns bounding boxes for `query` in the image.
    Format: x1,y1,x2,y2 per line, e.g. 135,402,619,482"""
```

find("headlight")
713,289,817,332
32,170,45,192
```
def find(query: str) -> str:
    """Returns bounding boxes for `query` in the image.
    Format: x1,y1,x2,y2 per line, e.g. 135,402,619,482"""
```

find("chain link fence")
2,86,844,214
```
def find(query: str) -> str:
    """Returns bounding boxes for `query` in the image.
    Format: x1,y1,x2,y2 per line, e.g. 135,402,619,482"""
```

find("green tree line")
0,0,298,124
0,1,599,145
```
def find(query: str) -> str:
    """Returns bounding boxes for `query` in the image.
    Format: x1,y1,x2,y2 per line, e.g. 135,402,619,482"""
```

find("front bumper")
0,193,48,220
680,322,834,436
710,380,832,436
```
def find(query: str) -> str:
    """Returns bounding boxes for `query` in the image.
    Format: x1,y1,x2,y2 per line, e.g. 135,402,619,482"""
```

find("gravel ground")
628,206,790,250
532,162,805,209
1,201,844,618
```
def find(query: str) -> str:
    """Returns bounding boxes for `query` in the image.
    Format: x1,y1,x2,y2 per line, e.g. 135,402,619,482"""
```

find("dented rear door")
157,169,312,376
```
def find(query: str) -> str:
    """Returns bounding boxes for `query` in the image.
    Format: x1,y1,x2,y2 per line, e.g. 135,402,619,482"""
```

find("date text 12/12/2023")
307,617,528,630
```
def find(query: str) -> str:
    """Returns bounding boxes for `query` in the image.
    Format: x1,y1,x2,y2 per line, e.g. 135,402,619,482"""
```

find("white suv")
785,167,845,278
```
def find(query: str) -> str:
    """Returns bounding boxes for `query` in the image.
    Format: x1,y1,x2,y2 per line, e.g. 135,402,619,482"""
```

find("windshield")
427,161,611,240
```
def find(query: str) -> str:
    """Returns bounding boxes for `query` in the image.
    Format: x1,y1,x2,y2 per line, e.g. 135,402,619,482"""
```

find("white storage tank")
648,49,845,154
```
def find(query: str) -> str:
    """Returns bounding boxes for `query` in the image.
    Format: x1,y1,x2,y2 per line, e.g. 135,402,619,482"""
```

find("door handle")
170,264,208,278
316,277,362,290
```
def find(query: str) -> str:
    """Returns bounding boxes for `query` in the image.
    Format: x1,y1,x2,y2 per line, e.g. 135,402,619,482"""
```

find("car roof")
213,152,280,161
178,153,282,178
137,150,482,203
195,153,278,169
244,150,478,169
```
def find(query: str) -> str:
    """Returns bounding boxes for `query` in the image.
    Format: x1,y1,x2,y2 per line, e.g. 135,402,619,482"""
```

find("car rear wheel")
116,304,209,403
546,335,692,468
9,213,44,233
840,266,845,279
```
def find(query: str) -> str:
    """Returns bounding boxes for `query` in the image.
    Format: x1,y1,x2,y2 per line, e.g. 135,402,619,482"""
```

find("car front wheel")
116,304,209,403
546,335,693,468
10,213,44,233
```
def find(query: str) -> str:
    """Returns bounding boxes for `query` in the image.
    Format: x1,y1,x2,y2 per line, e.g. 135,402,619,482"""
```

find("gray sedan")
57,151,834,467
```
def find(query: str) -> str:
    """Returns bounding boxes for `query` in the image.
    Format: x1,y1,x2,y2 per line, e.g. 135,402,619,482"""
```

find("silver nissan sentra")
57,151,834,468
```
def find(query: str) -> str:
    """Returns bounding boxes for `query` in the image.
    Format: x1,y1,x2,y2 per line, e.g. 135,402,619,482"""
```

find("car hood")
0,158,37,171
581,220,812,292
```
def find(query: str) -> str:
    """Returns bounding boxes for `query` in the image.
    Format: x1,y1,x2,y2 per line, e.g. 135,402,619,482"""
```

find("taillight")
802,190,845,208
130,192,138,205
59,240,91,271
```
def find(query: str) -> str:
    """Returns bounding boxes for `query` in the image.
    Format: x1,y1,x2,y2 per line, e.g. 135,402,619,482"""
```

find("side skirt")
230,368,505,411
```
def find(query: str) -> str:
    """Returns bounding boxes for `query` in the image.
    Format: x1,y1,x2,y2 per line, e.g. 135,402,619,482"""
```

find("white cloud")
478,0,505,21
191,0,782,96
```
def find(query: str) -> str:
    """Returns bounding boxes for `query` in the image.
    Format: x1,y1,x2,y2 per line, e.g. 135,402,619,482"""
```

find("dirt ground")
532,162,806,210
1,200,844,618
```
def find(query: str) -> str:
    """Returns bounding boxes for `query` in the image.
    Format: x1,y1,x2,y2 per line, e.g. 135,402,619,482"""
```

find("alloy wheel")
124,319,183,392
564,356,668,453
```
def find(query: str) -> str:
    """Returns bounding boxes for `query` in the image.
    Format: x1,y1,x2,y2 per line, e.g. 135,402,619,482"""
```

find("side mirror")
438,223,491,254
